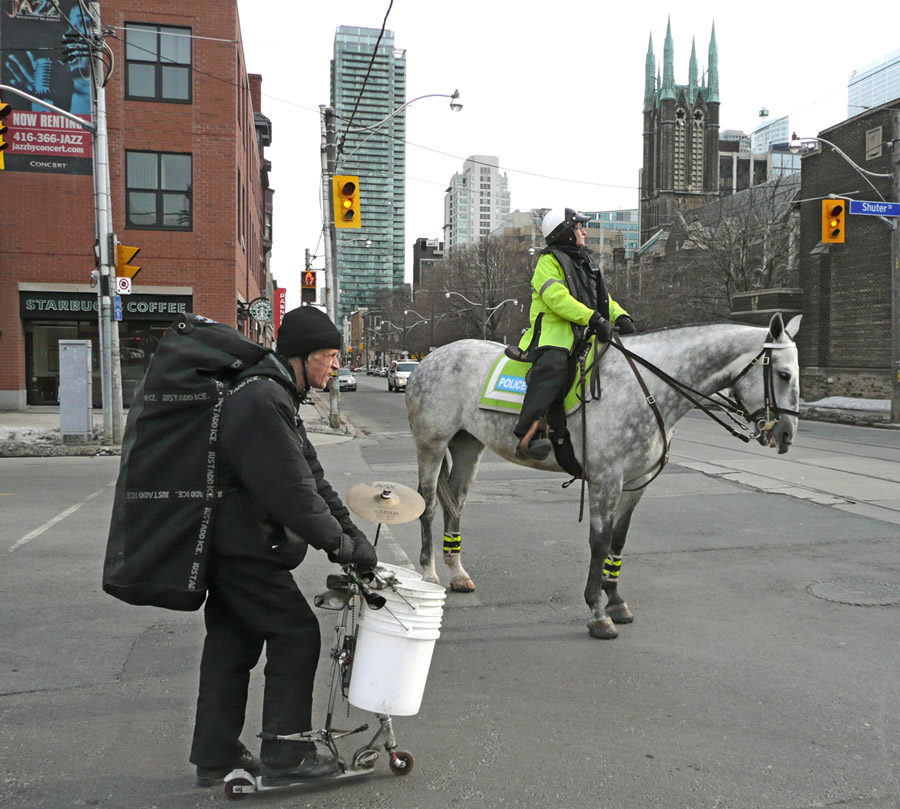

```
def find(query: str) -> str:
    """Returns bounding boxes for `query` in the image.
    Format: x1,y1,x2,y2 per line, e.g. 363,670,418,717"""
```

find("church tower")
640,19,720,247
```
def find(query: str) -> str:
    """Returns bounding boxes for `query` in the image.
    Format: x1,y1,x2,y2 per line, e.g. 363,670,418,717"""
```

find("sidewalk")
0,389,356,457
0,394,893,457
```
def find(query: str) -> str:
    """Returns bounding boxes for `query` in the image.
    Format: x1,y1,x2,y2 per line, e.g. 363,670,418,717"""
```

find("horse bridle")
727,341,800,439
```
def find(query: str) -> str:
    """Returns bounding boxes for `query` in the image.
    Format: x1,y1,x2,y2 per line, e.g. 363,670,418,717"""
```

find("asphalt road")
2,374,899,808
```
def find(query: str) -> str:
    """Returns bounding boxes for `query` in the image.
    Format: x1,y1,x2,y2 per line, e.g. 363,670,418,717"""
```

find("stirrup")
516,435,552,461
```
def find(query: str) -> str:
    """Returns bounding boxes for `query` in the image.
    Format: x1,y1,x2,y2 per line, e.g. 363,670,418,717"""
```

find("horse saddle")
479,340,599,416
478,340,601,479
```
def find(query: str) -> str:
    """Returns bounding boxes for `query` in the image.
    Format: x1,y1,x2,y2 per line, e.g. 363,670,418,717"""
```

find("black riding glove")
330,533,378,573
615,316,636,335
588,311,612,342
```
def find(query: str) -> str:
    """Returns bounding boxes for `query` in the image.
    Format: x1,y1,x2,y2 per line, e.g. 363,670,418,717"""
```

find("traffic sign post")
113,295,123,321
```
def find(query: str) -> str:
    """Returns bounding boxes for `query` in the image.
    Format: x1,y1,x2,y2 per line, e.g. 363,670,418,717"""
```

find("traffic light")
333,174,360,229
0,95,12,171
301,270,317,303
115,242,141,279
821,199,845,244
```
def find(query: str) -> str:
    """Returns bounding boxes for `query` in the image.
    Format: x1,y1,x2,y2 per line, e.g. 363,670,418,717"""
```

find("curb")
800,406,896,429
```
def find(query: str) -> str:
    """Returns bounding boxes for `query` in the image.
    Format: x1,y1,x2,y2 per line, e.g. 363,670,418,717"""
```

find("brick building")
0,0,273,409
797,102,897,400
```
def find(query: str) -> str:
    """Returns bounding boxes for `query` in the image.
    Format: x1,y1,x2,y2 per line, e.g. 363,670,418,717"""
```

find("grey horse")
405,313,801,639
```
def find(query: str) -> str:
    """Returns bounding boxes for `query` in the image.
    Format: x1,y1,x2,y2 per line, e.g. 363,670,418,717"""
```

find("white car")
336,368,357,391
387,360,419,392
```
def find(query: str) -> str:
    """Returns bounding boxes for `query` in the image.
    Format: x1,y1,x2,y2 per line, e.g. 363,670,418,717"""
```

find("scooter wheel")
389,751,414,776
225,777,252,800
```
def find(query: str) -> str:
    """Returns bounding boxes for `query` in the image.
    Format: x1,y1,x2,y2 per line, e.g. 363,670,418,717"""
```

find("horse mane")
633,319,764,337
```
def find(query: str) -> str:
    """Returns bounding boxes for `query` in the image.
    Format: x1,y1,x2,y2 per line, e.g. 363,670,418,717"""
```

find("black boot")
196,743,261,788
260,750,340,784
515,420,552,461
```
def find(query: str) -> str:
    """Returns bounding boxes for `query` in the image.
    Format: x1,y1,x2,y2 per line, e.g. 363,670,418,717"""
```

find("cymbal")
346,481,425,525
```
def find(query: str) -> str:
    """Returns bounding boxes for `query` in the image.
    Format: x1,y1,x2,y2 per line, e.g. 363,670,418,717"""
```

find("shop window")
125,23,192,102
126,151,192,230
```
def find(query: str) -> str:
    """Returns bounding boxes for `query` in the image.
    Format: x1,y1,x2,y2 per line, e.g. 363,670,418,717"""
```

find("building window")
126,151,192,230
125,24,192,102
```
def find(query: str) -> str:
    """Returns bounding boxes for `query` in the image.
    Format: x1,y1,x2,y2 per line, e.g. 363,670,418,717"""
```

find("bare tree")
440,237,532,342
675,175,799,318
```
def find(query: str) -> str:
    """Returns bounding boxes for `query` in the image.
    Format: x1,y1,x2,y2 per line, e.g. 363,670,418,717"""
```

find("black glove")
330,533,377,572
588,311,612,342
616,316,636,335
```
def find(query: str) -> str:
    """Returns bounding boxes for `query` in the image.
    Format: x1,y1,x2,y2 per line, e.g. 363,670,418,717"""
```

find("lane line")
8,483,113,553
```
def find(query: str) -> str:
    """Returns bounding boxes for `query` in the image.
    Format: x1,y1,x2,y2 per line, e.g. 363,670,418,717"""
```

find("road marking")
8,483,113,553
377,524,415,567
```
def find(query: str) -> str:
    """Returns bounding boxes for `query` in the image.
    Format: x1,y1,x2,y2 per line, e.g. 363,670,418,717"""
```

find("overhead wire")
335,0,394,158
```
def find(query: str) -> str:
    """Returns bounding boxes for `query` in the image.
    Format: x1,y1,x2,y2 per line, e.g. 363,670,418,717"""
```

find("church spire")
661,16,675,100
644,33,656,111
707,21,719,103
689,37,698,102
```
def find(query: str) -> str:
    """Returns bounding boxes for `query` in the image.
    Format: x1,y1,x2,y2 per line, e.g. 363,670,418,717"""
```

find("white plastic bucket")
376,563,423,582
348,587,445,716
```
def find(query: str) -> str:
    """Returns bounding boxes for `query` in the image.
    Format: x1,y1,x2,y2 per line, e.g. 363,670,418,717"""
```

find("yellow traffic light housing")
333,174,360,229
0,96,12,171
821,199,845,244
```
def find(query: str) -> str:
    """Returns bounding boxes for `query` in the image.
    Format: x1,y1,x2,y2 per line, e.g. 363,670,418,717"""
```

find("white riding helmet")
541,207,591,245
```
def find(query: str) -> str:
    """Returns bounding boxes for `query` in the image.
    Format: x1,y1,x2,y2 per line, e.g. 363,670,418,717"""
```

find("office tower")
847,47,900,117
331,26,407,322
443,155,511,250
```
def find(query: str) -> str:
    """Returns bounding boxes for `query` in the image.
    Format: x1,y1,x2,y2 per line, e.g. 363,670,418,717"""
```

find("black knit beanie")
276,306,342,358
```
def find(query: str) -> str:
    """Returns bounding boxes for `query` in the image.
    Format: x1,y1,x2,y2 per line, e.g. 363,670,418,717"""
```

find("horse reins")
571,330,798,511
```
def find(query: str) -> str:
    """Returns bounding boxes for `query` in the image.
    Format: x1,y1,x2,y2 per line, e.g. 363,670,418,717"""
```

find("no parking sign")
116,276,132,295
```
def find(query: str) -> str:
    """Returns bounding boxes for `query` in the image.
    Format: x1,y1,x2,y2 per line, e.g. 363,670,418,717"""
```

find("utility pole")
89,1,124,444
0,2,123,443
892,110,900,423
319,105,340,428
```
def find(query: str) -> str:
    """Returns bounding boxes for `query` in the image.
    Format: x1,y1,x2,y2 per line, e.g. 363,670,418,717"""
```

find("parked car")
376,366,388,377
367,365,379,376
337,368,357,391
387,360,419,392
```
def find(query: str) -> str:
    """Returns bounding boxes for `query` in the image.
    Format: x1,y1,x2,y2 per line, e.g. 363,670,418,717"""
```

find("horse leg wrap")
443,532,461,558
601,554,622,583
601,554,633,623
443,533,475,592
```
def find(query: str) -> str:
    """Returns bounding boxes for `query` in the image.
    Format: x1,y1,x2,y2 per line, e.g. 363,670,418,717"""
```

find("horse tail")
435,452,459,523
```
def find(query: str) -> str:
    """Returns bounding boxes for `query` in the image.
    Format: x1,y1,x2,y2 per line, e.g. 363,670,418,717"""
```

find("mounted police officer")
514,207,635,460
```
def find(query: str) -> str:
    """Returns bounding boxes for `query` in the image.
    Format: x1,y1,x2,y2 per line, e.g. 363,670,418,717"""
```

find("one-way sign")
848,200,900,217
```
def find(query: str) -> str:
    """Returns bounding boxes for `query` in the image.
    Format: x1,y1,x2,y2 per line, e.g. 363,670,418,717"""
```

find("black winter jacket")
213,355,364,569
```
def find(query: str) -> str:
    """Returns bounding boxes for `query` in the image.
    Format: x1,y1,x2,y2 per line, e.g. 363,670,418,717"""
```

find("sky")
235,0,899,310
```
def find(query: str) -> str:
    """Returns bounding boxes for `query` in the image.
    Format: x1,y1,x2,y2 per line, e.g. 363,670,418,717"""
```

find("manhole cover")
808,580,900,606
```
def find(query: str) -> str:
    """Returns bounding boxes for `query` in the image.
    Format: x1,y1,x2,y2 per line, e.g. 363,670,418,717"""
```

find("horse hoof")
605,602,634,624
449,576,475,592
587,617,618,639
423,575,442,586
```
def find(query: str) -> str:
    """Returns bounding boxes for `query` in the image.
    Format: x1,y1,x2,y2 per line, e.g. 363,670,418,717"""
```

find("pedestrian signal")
302,270,316,288
116,243,141,279
0,96,12,171
821,200,845,244
333,174,360,229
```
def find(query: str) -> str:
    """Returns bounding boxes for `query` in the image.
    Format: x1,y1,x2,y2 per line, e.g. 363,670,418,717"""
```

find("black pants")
514,347,569,438
189,556,321,769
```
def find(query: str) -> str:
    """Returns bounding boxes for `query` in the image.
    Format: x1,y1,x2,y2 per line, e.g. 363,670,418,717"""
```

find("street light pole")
892,111,900,423
320,105,340,428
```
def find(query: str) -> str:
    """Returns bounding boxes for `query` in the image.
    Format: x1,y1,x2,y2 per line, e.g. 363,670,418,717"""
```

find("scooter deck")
224,765,374,797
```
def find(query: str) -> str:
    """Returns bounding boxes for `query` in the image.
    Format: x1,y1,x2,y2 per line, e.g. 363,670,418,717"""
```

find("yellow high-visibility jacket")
518,248,628,355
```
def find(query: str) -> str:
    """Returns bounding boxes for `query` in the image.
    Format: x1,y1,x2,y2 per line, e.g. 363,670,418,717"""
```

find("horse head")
733,313,802,455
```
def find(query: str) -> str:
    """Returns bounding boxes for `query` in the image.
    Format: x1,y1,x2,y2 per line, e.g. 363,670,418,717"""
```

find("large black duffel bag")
103,313,273,610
